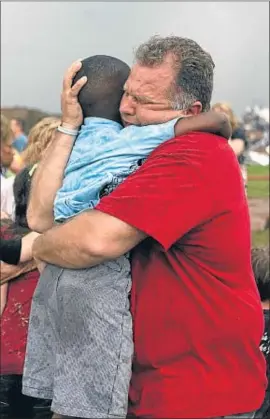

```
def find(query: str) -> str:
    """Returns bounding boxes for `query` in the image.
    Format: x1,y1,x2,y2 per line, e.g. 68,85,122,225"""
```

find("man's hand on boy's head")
61,60,87,130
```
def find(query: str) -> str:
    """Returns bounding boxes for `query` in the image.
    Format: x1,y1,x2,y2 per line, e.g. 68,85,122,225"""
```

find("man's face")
120,57,185,126
1,136,14,168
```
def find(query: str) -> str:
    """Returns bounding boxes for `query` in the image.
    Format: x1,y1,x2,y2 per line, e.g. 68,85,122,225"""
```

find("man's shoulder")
150,131,228,159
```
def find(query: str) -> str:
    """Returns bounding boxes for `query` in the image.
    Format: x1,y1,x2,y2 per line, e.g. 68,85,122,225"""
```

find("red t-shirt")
97,132,266,418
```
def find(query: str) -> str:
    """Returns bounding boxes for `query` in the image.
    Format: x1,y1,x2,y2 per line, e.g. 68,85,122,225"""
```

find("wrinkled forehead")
124,62,175,101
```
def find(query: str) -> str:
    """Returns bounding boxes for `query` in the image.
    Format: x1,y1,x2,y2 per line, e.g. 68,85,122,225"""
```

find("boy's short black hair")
251,247,270,301
72,55,130,123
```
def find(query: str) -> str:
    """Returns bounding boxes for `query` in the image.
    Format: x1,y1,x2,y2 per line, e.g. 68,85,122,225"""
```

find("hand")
0,260,36,284
0,261,27,284
0,261,19,283
61,60,87,129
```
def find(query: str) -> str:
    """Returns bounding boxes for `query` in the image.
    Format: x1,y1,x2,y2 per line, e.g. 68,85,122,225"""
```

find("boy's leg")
50,257,133,419
23,264,63,401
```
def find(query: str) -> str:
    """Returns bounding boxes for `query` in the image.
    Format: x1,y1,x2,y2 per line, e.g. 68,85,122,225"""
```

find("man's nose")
120,95,136,116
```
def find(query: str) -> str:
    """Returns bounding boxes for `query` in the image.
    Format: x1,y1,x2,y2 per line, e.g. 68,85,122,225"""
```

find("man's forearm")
32,210,145,269
27,130,76,232
32,223,103,269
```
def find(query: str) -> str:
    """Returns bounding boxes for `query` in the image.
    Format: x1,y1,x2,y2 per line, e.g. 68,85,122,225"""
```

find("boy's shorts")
22,257,133,419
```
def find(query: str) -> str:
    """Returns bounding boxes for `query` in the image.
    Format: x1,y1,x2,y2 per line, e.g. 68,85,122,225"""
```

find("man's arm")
33,136,213,269
27,131,76,232
27,61,87,233
32,210,146,269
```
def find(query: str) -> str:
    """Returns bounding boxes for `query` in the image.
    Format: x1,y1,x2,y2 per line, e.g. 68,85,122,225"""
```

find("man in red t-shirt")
28,36,266,418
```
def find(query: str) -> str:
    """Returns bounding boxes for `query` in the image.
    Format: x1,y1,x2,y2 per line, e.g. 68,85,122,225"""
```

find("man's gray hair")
135,36,215,112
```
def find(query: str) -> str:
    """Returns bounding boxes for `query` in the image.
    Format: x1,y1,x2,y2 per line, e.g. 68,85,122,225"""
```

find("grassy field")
247,164,269,177
247,165,269,199
248,180,269,198
248,165,269,247
252,229,269,247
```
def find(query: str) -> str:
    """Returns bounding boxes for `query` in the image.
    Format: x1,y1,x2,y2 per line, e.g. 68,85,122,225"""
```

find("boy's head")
251,247,270,303
73,55,130,123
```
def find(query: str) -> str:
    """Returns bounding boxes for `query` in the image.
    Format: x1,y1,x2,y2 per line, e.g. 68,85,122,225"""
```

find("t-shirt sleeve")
96,136,214,250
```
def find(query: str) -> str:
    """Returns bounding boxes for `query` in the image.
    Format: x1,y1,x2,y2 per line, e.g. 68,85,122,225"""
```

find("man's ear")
188,101,203,115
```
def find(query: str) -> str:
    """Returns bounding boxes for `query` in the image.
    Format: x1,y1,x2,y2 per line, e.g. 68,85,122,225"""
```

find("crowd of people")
0,35,269,419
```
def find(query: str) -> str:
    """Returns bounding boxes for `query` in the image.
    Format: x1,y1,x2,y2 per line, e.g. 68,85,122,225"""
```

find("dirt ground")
248,197,269,231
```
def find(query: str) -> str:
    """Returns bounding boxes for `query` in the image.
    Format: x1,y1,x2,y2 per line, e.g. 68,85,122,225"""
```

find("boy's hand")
61,61,87,130
174,111,232,139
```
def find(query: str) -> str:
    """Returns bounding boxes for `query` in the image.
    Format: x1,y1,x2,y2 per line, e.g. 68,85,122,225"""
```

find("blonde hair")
1,114,12,145
212,102,239,131
22,117,60,165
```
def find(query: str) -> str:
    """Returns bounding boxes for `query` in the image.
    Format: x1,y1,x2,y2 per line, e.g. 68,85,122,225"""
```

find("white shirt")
1,174,15,220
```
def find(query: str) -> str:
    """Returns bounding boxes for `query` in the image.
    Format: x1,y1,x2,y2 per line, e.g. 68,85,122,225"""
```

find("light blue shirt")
13,134,28,153
54,117,177,221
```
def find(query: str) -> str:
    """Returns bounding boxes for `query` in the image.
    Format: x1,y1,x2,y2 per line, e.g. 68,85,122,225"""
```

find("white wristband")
57,125,79,137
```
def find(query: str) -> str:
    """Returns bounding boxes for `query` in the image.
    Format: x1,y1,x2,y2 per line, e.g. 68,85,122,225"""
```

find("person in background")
10,118,28,153
1,114,17,217
1,115,14,179
22,117,60,166
212,102,248,187
1,116,60,312
1,117,60,220
0,165,51,419
252,247,270,419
